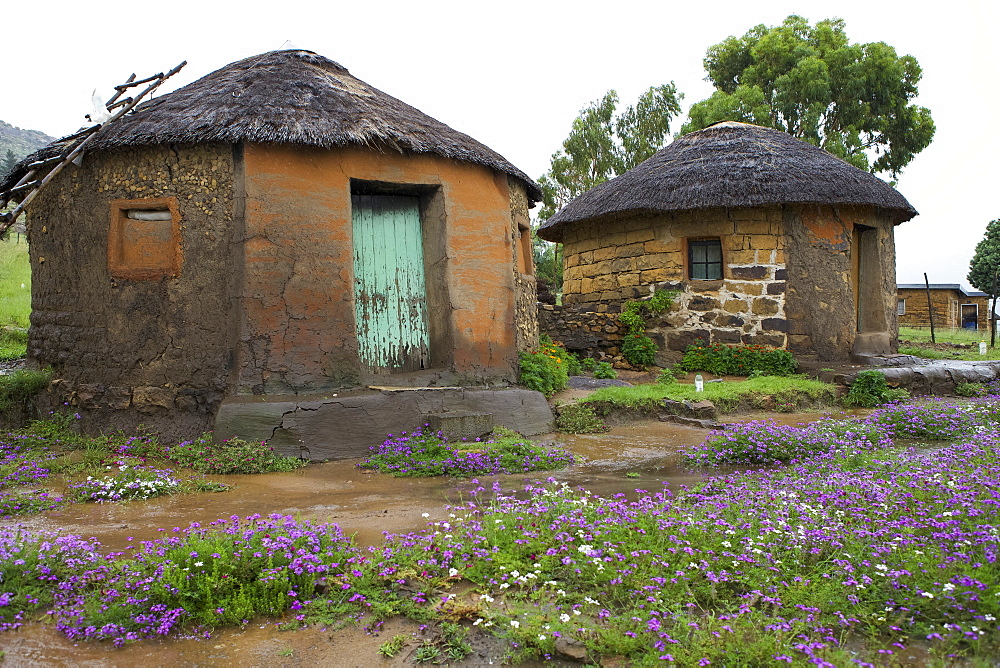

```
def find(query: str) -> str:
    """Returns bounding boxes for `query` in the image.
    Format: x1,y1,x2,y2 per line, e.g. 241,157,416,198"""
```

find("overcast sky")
5,0,996,289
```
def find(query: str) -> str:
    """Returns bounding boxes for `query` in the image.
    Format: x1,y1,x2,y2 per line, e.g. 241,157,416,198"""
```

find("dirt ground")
0,409,847,667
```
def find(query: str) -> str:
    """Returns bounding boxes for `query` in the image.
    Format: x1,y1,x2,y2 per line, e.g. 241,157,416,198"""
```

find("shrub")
565,351,582,376
842,370,909,408
518,337,570,397
70,464,180,502
620,333,657,367
656,368,676,384
681,341,796,376
555,404,609,433
593,361,617,379
580,357,598,372
954,382,987,397
168,435,305,474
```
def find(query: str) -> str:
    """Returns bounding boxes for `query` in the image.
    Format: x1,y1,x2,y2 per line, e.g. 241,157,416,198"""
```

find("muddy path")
0,414,844,667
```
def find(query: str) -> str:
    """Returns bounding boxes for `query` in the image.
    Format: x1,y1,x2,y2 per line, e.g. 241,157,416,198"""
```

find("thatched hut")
5,49,551,457
537,121,917,362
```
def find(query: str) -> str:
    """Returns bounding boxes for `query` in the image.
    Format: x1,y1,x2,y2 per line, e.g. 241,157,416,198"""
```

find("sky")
4,0,997,289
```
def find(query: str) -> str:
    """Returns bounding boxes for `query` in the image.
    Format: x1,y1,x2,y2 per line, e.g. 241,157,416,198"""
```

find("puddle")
0,415,839,665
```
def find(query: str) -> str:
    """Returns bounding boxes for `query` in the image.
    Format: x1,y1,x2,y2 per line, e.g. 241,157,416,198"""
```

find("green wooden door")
352,194,430,373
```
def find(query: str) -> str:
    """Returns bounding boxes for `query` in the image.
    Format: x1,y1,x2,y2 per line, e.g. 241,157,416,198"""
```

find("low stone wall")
537,304,624,357
847,360,1000,395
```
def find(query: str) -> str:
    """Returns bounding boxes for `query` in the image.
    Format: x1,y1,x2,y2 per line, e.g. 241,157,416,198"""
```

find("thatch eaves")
537,121,916,242
3,50,540,202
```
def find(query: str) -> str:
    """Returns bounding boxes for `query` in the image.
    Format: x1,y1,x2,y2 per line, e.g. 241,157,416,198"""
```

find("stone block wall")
554,207,788,357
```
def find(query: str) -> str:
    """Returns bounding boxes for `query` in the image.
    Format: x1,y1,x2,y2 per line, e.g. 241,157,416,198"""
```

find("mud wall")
236,143,524,394
783,204,897,360
26,144,237,438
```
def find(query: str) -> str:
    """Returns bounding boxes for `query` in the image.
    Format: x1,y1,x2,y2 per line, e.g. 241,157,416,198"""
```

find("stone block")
731,265,768,280
719,315,744,328
728,249,756,265
626,228,655,243
749,234,779,250
751,298,781,316
104,386,132,409
640,269,671,284
729,281,762,296
734,219,771,235
688,296,721,311
723,299,747,313
761,317,789,332
767,281,787,295
594,246,618,262
611,257,637,273
665,329,711,351
787,334,813,352
712,329,743,344
426,411,494,442
644,238,677,254
618,243,645,258
775,268,787,280
741,333,786,348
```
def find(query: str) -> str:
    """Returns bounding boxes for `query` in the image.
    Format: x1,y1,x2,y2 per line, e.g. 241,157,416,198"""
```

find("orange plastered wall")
241,143,517,385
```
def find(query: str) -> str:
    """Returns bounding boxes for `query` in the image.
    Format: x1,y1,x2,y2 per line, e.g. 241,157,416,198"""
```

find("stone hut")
537,122,917,362
3,49,550,457
897,284,994,332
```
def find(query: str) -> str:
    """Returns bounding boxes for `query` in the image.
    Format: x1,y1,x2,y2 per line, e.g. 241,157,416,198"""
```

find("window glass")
689,239,722,280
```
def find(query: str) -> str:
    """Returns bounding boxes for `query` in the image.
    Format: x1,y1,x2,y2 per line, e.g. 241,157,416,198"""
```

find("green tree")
537,84,683,221
968,219,1000,345
681,15,935,178
0,149,17,179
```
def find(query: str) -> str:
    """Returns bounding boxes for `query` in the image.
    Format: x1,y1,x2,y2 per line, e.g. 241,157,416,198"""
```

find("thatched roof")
3,50,540,201
537,121,916,242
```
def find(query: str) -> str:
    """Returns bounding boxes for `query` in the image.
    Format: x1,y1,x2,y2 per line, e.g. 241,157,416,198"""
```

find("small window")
516,223,534,276
689,239,723,280
897,299,906,316
108,197,181,280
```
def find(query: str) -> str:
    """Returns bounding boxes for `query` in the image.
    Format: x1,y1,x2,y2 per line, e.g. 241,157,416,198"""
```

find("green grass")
0,236,30,328
899,325,990,346
899,344,1000,361
578,375,836,416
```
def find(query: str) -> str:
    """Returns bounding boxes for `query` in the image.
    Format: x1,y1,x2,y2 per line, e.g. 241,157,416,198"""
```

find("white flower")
510,620,520,629
194,561,204,567
922,592,935,599
559,613,571,623
449,568,459,577
421,513,430,518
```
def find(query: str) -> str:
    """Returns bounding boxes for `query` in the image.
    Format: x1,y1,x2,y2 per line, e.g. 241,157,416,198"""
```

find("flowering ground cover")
0,414,310,517
2,399,999,664
358,426,575,477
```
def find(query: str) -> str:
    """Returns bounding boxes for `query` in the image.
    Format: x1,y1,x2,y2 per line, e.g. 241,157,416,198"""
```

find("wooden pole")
991,268,998,348
924,273,936,344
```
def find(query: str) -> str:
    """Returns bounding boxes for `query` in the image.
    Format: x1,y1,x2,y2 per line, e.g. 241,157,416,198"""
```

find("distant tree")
1,149,17,179
968,219,1000,345
681,15,935,179
537,84,683,222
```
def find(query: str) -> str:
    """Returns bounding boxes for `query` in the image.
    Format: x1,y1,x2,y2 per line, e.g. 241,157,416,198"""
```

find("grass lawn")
0,236,30,328
0,236,31,360
899,325,991,346
577,375,837,416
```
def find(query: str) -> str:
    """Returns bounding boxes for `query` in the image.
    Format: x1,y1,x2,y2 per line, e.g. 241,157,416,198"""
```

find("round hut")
537,121,917,362
6,49,551,456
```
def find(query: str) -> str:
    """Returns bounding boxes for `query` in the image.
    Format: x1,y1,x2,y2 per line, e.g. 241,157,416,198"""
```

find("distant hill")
1,119,55,170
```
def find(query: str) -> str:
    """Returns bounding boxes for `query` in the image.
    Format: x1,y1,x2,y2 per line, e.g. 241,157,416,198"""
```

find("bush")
593,361,617,379
555,404,608,434
620,333,657,367
954,382,987,397
518,337,570,397
168,435,305,474
656,368,676,384
842,370,909,408
681,341,796,376
580,357,598,372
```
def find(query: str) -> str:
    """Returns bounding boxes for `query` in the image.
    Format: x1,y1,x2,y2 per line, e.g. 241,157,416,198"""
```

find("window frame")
108,197,181,280
896,299,906,316
687,238,724,281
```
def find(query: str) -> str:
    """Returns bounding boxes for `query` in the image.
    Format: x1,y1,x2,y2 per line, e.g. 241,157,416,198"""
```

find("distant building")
897,284,995,331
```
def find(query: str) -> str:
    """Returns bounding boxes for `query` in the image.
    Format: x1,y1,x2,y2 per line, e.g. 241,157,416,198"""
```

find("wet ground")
0,412,848,667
